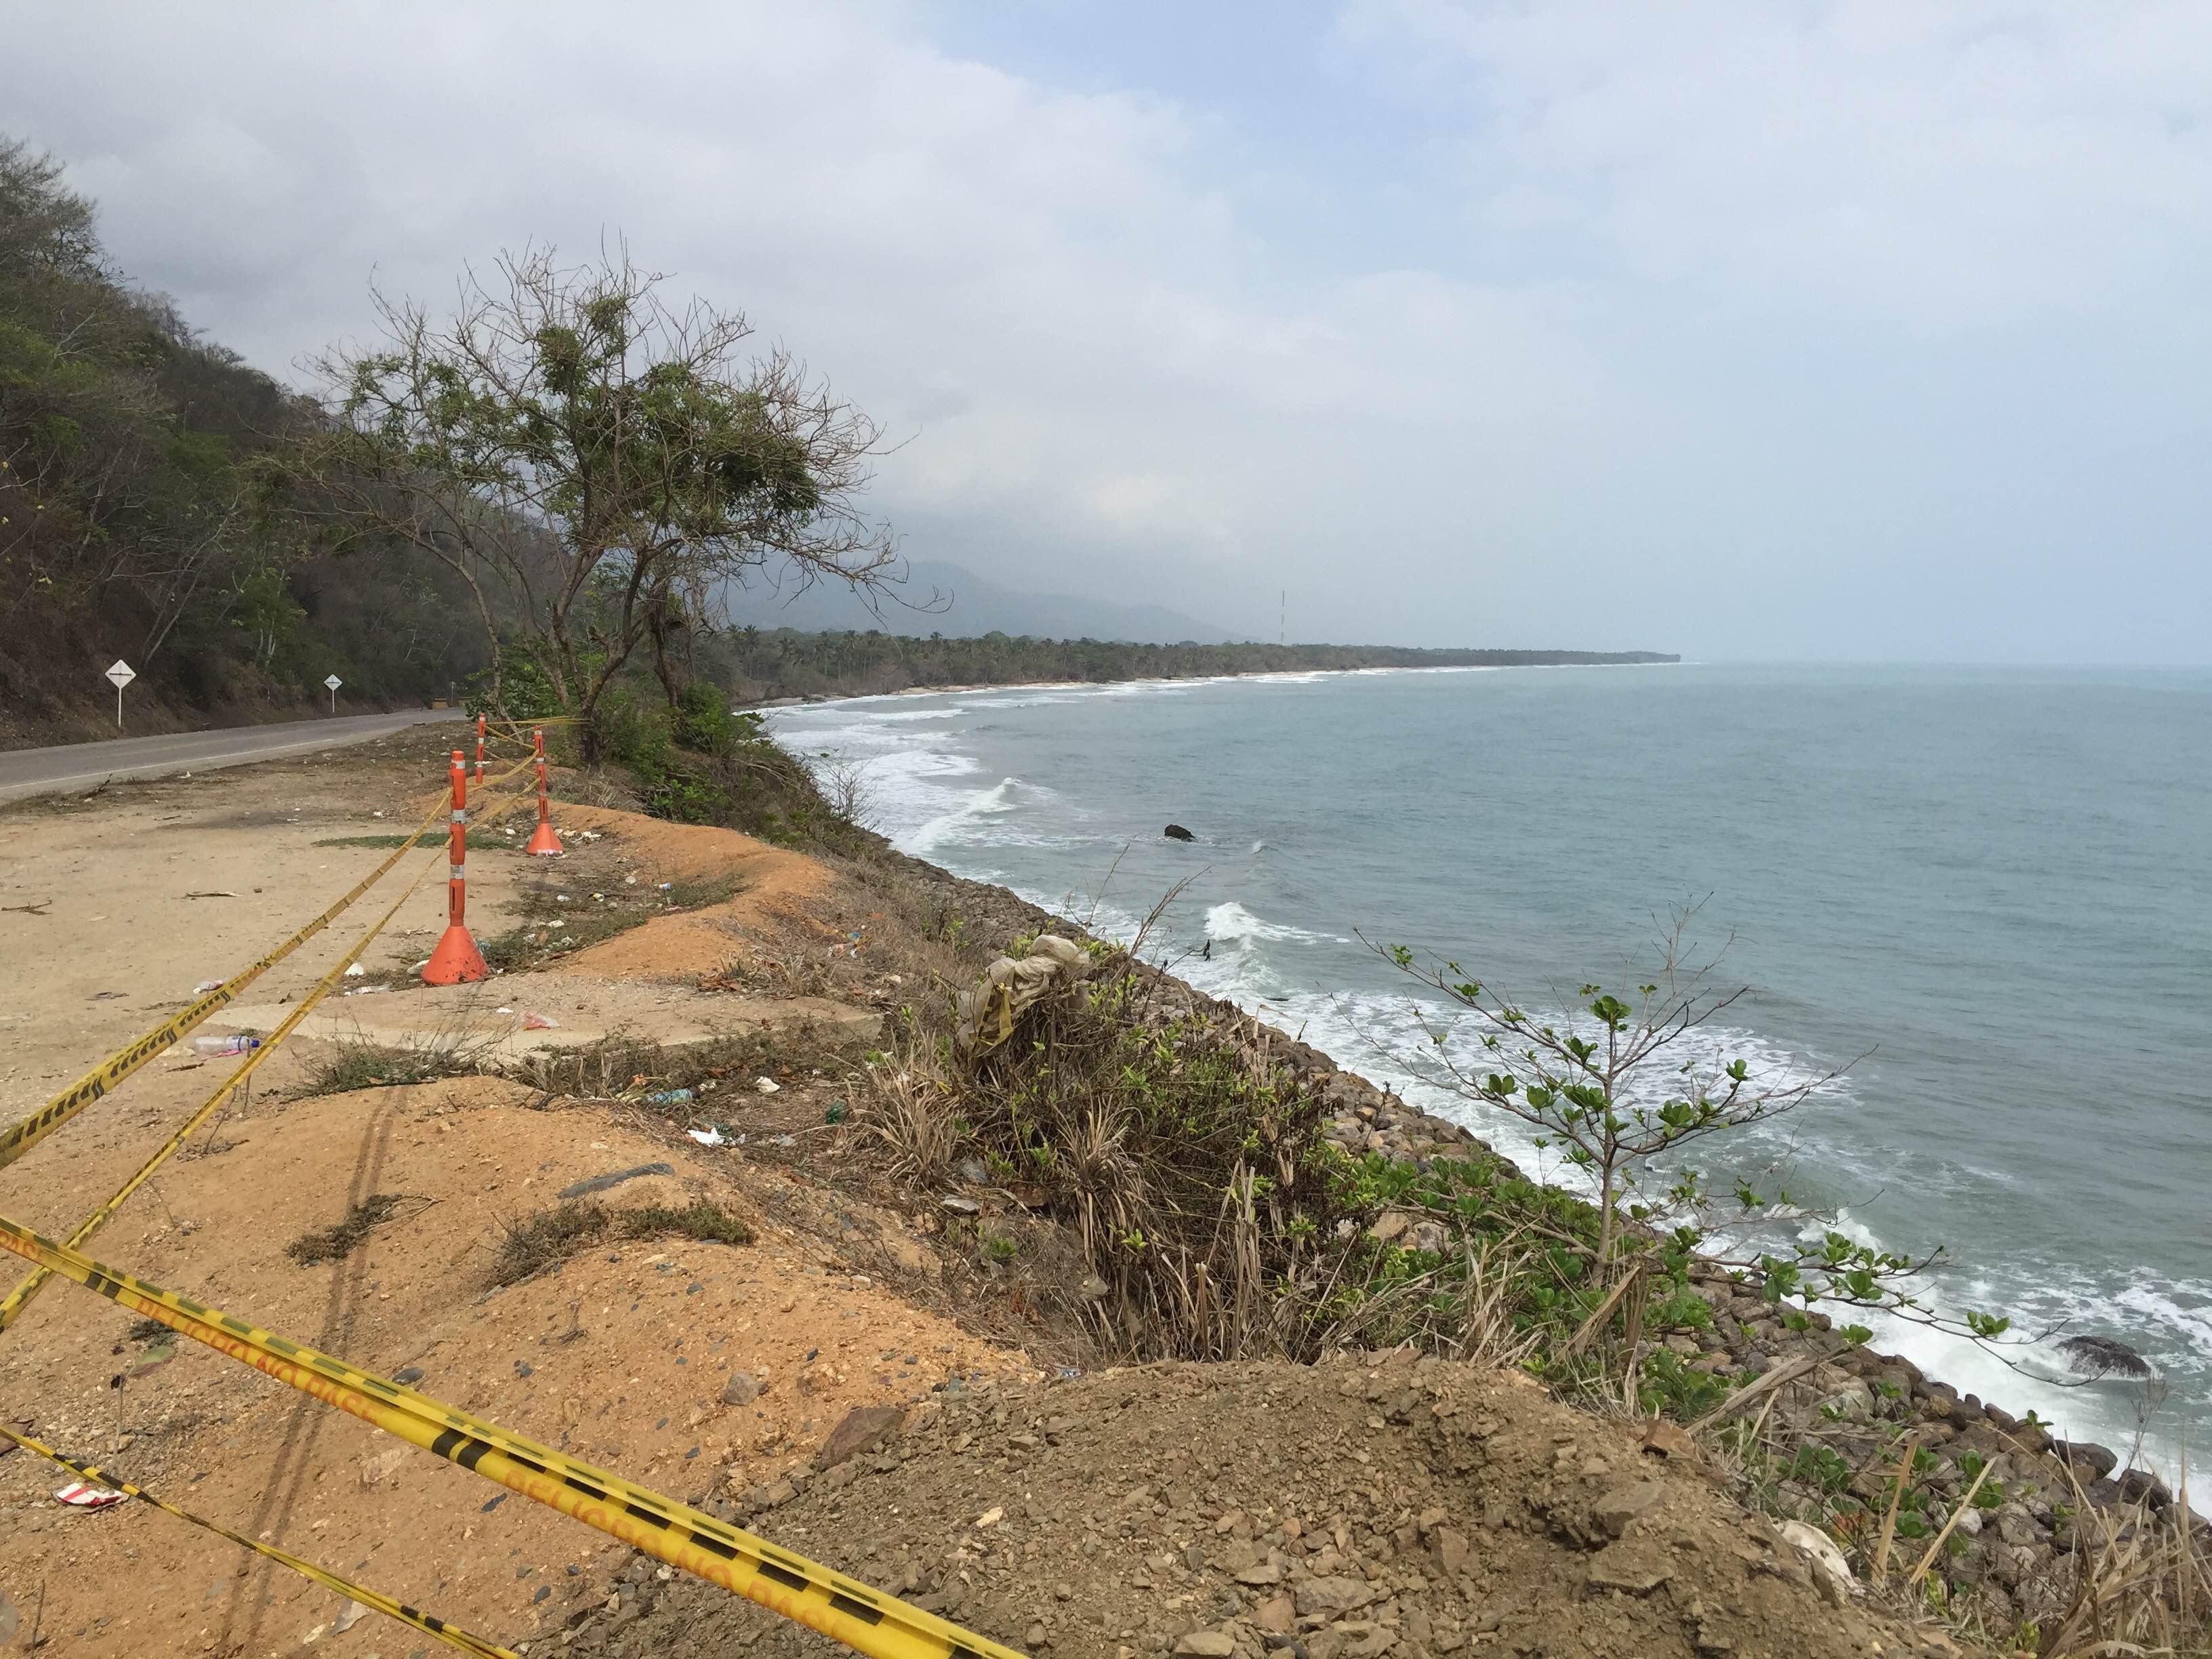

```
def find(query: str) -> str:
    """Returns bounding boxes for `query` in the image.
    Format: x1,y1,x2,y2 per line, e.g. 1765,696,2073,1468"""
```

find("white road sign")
106,659,134,729
324,674,343,691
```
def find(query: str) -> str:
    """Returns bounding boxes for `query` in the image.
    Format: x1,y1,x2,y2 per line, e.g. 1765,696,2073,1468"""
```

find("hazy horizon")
16,3,2212,665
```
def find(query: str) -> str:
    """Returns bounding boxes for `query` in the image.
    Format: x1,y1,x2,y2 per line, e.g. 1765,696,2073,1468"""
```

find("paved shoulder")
0,710,466,804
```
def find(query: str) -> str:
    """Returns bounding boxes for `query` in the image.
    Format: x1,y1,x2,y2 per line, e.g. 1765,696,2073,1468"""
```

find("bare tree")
295,245,900,747
814,748,881,829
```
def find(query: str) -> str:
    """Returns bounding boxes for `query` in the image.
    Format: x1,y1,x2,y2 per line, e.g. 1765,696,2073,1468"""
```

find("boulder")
1779,1521,1856,1602
1367,1211,1413,1245
1593,1482,1666,1539
1163,824,1196,842
1295,1576,1376,1616
812,1404,907,1471
2118,1469,2173,1512
1585,1544,1673,1595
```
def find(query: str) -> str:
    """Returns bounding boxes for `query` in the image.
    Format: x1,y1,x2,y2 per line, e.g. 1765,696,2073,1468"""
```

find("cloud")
1345,1,2212,327
9,1,2212,658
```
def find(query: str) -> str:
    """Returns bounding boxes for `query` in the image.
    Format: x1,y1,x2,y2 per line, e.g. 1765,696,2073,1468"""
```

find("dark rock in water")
2057,1334,2152,1379
2118,1469,2173,1512
1162,824,1195,842
2058,1440,2118,1480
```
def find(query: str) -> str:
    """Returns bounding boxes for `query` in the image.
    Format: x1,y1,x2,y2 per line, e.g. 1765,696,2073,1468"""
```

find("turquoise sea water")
769,663,2211,1469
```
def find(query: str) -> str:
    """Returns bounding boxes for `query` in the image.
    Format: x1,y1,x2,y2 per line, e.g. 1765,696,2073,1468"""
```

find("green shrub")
672,681,739,757
464,651,563,720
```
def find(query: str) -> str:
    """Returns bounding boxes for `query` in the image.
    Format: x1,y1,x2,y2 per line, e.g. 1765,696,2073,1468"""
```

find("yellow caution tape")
0,751,536,1176
0,1421,516,1658
0,1216,1024,1659
0,772,546,1332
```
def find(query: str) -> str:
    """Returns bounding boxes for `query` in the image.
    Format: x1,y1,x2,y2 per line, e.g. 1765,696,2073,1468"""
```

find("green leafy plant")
1375,912,2018,1358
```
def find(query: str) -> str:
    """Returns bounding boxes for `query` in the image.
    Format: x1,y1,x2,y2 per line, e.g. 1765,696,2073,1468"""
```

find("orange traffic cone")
423,749,489,984
525,725,562,856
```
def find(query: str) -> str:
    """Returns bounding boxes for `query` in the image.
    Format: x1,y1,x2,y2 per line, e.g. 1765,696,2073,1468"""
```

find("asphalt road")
0,709,466,805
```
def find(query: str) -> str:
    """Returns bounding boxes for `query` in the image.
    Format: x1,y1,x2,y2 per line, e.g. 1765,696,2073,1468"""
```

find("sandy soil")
0,726,533,1118
0,1073,1036,1657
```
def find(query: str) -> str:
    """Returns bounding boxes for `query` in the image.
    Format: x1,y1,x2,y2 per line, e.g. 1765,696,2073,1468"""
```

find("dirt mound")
546,806,832,982
584,1349,1952,1659
0,1074,1039,1657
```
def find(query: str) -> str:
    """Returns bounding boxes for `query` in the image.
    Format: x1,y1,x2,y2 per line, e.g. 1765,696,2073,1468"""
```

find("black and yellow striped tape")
0,752,537,1175
0,771,540,1330
0,1214,1025,1659
0,1421,516,1658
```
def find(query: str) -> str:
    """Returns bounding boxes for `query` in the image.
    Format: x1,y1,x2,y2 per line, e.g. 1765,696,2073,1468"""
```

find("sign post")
324,673,343,715
104,660,135,730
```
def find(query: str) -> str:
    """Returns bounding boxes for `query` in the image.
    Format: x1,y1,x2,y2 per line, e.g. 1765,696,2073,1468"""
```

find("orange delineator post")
422,749,489,985
525,726,562,857
473,712,487,794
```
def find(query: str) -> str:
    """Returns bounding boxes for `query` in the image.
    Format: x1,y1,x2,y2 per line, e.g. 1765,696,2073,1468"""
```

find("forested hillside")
0,138,501,745
699,626,1677,702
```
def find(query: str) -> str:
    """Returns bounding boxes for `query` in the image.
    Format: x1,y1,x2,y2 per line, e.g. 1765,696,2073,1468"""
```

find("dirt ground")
608,1350,1947,1659
0,727,1972,1659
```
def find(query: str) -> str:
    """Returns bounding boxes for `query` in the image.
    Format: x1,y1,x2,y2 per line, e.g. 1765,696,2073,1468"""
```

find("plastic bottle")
192,1034,260,1057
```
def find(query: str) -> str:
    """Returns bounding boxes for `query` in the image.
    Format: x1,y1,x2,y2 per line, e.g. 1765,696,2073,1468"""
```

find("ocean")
767,663,2212,1472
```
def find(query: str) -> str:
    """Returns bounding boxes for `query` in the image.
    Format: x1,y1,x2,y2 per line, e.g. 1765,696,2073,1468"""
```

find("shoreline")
738,651,1685,712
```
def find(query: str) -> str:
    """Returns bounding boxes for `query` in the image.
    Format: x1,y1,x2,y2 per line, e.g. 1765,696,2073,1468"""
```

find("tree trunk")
646,585,683,710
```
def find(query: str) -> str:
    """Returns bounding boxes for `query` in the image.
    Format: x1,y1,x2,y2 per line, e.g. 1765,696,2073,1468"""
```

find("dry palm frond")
860,1062,958,1186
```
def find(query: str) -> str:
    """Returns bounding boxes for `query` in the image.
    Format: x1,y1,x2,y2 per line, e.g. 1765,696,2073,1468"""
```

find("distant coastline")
716,630,1681,708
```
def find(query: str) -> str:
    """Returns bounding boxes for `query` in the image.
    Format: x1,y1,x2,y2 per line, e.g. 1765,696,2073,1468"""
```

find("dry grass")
300,1040,478,1097
491,1197,754,1285
285,1194,405,1265
508,1031,787,1103
558,766,644,811
2037,1458,2209,1656
621,1200,754,1248
859,1061,960,1187
1317,1231,1544,1369
856,941,1345,1365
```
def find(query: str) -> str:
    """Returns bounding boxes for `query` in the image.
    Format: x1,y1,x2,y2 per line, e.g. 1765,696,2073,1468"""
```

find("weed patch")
286,1194,403,1265
311,830,512,850
491,1197,753,1284
300,1042,474,1096
620,1201,754,1248
493,1201,617,1284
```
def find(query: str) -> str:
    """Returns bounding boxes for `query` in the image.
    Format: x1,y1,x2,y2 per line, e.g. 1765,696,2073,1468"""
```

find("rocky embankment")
1244,996,2200,1637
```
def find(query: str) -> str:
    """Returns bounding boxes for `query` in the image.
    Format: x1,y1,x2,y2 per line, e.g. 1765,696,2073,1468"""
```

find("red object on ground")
525,725,562,857
423,748,489,984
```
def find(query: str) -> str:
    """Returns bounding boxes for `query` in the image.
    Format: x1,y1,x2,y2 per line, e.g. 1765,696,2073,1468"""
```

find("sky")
13,1,2212,661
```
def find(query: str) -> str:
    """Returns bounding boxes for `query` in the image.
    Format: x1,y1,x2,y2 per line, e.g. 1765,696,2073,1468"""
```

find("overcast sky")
15,2,2212,660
